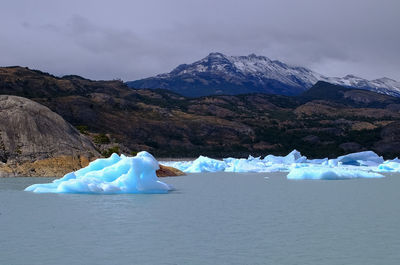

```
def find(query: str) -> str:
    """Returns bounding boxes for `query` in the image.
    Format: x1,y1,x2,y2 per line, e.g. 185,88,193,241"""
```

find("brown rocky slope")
2,66,400,159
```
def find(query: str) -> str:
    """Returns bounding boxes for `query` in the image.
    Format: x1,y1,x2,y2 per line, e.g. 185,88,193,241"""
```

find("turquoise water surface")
0,172,399,265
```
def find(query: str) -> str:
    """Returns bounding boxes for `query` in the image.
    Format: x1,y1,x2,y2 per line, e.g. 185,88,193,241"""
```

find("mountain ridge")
2,66,400,159
127,52,400,97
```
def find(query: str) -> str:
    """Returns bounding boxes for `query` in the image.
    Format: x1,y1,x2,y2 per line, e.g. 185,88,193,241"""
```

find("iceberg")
264,150,307,164
184,155,226,173
224,156,269,173
287,166,384,180
163,150,312,174
25,151,173,194
328,151,384,167
376,159,400,172
163,155,292,173
161,150,389,180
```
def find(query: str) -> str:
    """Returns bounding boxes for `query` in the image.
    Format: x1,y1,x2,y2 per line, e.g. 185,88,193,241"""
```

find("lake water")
0,172,399,265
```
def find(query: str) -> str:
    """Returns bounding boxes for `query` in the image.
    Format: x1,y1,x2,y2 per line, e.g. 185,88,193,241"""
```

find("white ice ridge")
25,151,172,194
161,150,397,180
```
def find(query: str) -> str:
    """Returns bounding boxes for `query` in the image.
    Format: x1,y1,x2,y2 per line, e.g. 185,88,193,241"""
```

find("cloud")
0,0,399,81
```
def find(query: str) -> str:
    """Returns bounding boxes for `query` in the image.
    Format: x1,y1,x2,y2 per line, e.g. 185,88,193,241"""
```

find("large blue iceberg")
161,150,395,180
25,151,172,194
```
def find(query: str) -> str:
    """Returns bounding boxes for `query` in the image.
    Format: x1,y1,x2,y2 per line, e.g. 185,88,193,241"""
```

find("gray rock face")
0,95,98,163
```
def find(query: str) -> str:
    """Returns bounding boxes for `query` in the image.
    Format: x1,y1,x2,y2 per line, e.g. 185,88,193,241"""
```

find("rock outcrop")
157,164,185,177
0,95,99,177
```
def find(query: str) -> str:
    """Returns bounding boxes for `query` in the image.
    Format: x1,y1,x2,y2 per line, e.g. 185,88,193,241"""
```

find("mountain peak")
344,74,362,79
201,52,232,66
128,52,321,96
127,53,400,98
206,52,227,58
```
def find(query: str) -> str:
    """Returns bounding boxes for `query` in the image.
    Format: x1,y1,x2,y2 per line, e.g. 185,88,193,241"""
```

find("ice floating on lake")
161,150,392,180
25,151,172,194
287,166,384,180
376,159,400,172
163,150,306,174
328,151,384,167
264,150,307,164
185,155,226,173
24,149,392,194
224,156,269,173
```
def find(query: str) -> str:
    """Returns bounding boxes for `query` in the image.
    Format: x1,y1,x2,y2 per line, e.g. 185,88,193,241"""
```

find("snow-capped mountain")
127,52,400,97
323,75,400,97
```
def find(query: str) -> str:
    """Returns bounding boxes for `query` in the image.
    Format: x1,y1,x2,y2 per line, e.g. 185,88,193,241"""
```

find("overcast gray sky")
1,0,399,81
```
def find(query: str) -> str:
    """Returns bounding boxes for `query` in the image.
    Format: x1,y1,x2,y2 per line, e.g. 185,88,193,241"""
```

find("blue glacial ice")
181,155,226,173
162,150,306,173
25,151,172,194
263,150,307,164
287,166,384,180
327,151,384,167
161,150,396,180
376,158,400,172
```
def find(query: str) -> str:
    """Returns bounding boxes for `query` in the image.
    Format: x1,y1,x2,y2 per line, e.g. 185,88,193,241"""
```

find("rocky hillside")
2,66,400,159
127,52,400,97
0,95,99,177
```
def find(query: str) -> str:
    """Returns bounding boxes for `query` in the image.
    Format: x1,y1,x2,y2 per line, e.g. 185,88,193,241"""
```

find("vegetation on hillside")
2,66,400,158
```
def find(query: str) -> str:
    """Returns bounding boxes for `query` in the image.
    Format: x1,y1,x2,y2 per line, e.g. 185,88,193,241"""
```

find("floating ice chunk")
307,158,329,164
249,155,261,160
161,156,226,173
224,157,267,172
164,152,300,173
74,153,121,177
328,151,384,167
161,160,193,172
184,156,226,173
161,150,394,178
285,150,308,163
264,150,307,164
25,151,172,194
263,164,292,172
287,166,385,180
376,160,400,172
389,157,400,163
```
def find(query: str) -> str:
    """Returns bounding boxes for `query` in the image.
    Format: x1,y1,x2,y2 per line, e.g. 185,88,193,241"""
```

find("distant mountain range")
2,66,400,159
127,52,400,97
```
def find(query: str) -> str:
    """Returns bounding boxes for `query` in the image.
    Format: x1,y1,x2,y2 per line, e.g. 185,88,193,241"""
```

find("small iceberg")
328,151,384,167
264,150,307,164
25,151,173,194
376,159,400,172
185,155,226,173
287,166,384,180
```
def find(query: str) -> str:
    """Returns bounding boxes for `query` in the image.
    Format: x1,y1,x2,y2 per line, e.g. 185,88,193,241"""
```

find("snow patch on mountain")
158,52,322,90
129,52,400,97
323,75,400,96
